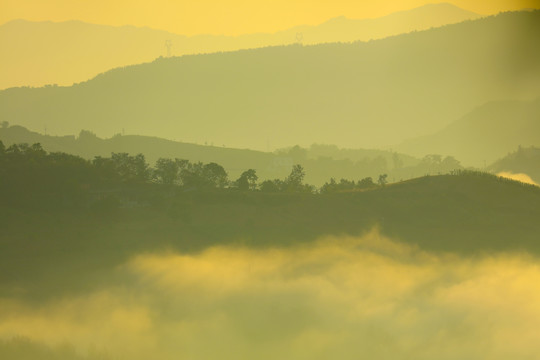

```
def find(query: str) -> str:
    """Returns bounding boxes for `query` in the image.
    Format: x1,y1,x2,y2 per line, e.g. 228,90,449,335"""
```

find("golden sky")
1,0,539,36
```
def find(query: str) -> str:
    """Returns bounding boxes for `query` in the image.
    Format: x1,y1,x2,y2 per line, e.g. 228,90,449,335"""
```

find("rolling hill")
0,10,538,152
0,125,464,186
0,3,479,89
2,171,540,300
397,97,540,166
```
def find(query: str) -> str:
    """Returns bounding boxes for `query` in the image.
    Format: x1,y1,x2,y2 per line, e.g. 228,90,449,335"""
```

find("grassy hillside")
1,171,539,300
0,3,478,89
397,98,540,166
1,10,538,151
487,146,540,183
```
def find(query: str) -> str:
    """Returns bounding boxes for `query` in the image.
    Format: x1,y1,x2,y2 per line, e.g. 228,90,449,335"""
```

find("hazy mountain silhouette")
397,98,540,166
0,3,479,89
487,146,540,183
287,3,479,44
0,10,538,151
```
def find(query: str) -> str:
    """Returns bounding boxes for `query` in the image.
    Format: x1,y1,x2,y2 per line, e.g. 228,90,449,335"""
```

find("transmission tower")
165,40,172,57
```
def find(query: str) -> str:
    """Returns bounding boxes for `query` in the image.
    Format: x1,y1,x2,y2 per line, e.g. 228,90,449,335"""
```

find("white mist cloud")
2,229,540,359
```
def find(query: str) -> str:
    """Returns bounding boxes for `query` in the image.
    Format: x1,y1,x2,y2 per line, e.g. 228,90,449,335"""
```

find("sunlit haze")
1,0,538,35
1,1,540,359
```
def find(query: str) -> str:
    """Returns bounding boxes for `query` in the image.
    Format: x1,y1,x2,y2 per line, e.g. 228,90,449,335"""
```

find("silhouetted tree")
179,161,228,188
180,162,204,188
440,156,461,172
154,158,179,185
111,153,149,183
285,164,306,192
235,169,258,191
378,174,388,186
320,178,338,193
203,162,228,188
421,154,442,174
357,177,375,189
259,179,283,192
92,156,118,182
78,130,99,142
321,178,361,193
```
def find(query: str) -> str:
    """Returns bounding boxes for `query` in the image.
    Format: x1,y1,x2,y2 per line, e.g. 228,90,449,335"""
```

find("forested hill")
397,97,540,166
1,138,539,301
2,162,540,300
1,10,539,151
0,125,462,186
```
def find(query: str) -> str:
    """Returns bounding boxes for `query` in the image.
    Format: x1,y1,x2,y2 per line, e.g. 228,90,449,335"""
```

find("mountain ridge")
0,3,479,89
1,10,539,152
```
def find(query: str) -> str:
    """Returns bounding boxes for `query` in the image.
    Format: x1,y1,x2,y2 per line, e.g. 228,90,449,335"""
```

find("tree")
78,130,98,142
357,177,375,189
203,162,228,188
235,169,258,191
378,174,388,186
320,178,338,193
259,179,283,192
1,121,8,129
109,153,150,183
339,178,355,191
441,156,461,172
179,161,228,189
179,161,204,188
285,164,305,191
154,158,179,185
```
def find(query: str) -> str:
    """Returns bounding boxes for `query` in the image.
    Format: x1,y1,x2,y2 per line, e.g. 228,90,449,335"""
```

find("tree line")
0,142,394,201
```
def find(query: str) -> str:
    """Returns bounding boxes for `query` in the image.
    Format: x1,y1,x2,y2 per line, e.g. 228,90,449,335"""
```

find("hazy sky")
2,0,539,36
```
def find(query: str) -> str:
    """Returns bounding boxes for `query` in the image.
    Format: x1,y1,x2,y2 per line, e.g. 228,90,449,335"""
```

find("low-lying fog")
2,229,540,359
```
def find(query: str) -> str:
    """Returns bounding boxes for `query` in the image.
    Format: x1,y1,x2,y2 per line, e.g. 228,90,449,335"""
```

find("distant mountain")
397,98,540,166
0,3,479,89
487,146,540,184
288,3,479,44
0,10,538,152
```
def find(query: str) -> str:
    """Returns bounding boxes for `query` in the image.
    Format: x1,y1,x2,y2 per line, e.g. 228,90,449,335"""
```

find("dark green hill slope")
397,98,540,166
1,11,538,151
1,172,539,299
